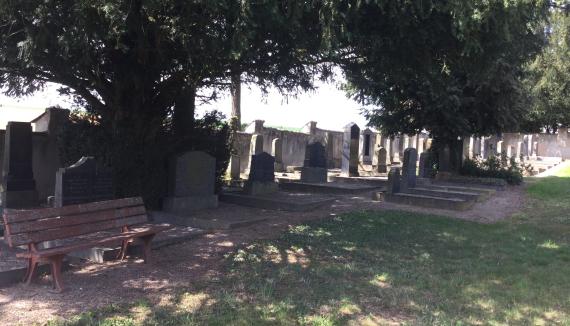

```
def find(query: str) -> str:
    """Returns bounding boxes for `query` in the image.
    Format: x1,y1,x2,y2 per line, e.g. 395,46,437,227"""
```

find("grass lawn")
55,173,570,326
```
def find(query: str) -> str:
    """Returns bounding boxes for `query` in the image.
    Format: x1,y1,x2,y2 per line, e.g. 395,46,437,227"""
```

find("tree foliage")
324,0,549,143
523,7,570,133
0,0,324,202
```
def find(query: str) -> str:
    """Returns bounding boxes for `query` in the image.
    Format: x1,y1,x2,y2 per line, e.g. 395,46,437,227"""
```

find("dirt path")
0,187,526,325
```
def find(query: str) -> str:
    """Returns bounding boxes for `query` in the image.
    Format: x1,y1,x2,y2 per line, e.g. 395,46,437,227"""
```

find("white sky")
0,80,370,131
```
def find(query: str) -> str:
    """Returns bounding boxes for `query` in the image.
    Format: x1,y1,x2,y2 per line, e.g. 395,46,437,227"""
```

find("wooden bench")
2,197,171,292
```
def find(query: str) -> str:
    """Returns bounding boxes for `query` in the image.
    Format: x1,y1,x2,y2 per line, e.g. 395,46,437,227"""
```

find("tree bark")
173,86,196,138
230,72,241,132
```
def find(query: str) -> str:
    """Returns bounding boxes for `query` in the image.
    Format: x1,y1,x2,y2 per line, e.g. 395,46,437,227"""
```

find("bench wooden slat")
7,215,148,247
7,205,146,235
15,224,171,259
3,197,143,223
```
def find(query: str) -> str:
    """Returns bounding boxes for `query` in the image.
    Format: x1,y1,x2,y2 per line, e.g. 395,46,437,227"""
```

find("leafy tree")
0,0,323,201
325,0,549,156
523,7,570,133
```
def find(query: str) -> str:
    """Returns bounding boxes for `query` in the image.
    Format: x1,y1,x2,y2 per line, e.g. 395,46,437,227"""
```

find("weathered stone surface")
304,142,327,168
1,122,38,208
361,128,373,165
386,167,401,194
401,148,418,190
419,152,434,178
341,123,360,177
300,167,328,183
245,152,277,195
229,155,241,180
163,151,218,213
250,134,264,156
55,157,113,207
377,147,388,173
272,138,284,172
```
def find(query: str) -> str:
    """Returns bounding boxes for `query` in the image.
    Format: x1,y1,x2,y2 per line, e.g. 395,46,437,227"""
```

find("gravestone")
229,155,241,180
401,148,418,191
377,147,388,173
1,122,38,208
392,136,401,163
247,134,264,173
163,151,218,214
341,123,360,177
438,146,452,172
301,142,327,183
54,157,113,207
244,152,278,195
272,138,284,172
418,152,434,178
361,128,374,165
386,167,401,194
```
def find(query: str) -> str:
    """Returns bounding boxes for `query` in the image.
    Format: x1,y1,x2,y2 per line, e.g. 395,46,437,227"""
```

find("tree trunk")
230,72,241,132
173,86,196,138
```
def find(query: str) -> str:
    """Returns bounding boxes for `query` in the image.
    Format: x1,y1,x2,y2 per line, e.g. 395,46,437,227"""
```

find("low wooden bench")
2,197,171,292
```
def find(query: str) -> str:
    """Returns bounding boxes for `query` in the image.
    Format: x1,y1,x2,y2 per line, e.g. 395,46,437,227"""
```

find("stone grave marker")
386,167,401,194
377,147,388,173
229,155,241,180
272,138,284,172
392,136,401,163
245,152,278,195
163,151,218,214
401,148,418,191
54,157,113,207
247,134,264,173
301,142,327,183
418,152,434,178
1,122,38,208
341,123,360,177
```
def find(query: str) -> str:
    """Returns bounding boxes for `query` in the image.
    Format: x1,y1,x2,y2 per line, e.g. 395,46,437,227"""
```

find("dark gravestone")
386,167,401,194
438,145,452,172
377,147,388,173
301,142,327,183
341,123,360,177
245,152,278,195
55,157,113,207
401,148,418,191
1,122,38,208
163,151,218,214
418,152,434,178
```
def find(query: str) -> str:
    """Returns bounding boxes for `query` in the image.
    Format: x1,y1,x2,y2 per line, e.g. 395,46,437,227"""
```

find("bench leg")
141,234,155,264
49,255,65,293
23,257,39,285
116,240,130,260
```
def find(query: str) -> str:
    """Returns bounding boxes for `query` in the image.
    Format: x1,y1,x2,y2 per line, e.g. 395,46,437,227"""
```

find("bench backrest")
2,197,147,247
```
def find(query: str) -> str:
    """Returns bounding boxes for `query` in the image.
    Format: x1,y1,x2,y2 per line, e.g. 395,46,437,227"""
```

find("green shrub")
460,153,524,185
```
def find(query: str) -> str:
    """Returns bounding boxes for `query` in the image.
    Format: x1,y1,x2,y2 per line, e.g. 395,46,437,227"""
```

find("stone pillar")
401,148,418,191
417,137,425,154
253,120,265,134
1,122,38,208
309,121,318,135
247,134,264,173
272,138,284,172
497,140,504,156
516,141,523,162
403,135,410,150
325,132,335,169
341,123,360,177
229,155,241,180
385,138,392,164
377,147,388,173
392,135,401,164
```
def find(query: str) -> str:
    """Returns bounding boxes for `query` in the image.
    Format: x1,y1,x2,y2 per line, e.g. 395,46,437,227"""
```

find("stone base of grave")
405,187,481,202
330,175,388,187
1,190,38,208
384,193,475,211
435,173,507,190
163,195,218,214
151,210,268,230
244,181,278,196
56,225,206,263
300,167,328,183
219,191,335,212
278,181,381,194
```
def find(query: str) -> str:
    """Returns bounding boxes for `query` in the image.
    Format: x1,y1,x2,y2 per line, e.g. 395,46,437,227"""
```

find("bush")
460,153,524,185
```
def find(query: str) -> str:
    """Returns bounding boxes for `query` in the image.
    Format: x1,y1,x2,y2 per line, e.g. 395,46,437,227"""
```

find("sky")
0,80,370,131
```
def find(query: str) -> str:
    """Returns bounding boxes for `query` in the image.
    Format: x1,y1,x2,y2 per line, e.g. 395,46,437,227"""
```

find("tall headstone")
301,142,328,183
361,128,374,165
439,145,452,172
418,152,434,178
341,123,360,177
377,147,388,173
272,138,284,172
386,167,401,194
163,151,218,214
1,122,38,208
401,148,418,191
245,152,278,195
325,132,335,169
229,155,241,180
392,136,401,164
247,134,264,173
54,157,113,207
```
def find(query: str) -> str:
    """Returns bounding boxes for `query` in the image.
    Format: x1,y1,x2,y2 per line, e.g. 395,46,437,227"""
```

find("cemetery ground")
0,169,569,325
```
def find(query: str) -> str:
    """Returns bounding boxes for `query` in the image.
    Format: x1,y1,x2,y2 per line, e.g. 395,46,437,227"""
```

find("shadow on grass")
57,208,570,325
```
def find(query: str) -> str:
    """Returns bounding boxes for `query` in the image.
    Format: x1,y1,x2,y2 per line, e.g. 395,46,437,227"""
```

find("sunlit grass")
53,170,570,325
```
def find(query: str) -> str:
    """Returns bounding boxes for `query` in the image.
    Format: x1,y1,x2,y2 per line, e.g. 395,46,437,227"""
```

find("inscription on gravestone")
55,157,113,207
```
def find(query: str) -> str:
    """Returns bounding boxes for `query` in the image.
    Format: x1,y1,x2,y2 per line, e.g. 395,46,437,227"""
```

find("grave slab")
278,181,382,194
384,193,475,211
219,190,335,212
